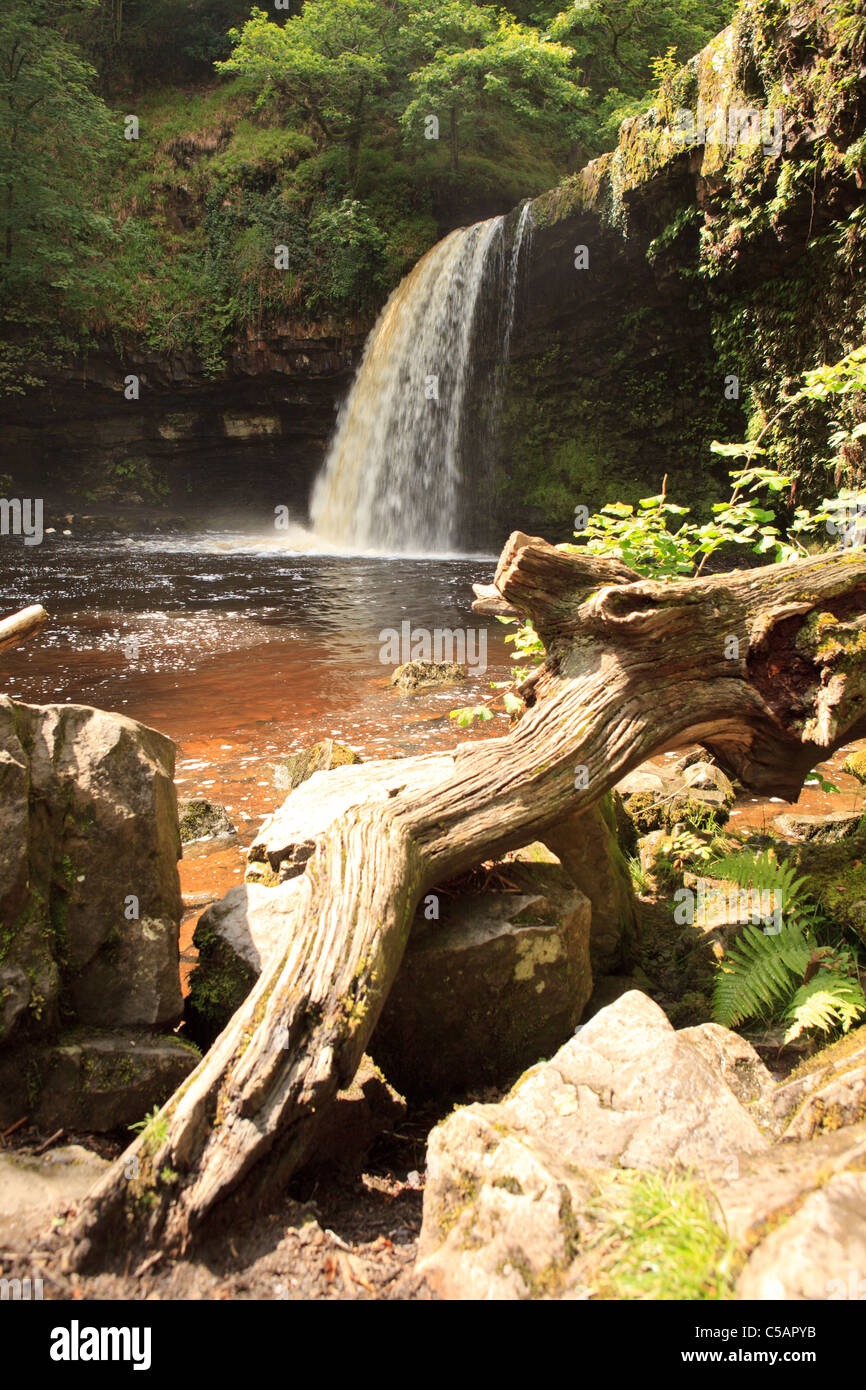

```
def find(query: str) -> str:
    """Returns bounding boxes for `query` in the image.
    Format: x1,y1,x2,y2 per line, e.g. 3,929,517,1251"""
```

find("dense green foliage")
0,0,737,388
0,0,115,391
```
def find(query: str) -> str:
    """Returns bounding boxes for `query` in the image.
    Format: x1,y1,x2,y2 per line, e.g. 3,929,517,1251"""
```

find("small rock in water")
390,660,467,693
772,811,861,844
269,738,362,792
178,798,235,843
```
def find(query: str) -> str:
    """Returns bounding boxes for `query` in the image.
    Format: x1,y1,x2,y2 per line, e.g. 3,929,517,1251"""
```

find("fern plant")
706,848,866,1041
785,968,866,1042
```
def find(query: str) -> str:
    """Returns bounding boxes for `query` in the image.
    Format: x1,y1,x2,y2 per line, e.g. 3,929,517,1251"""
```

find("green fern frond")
784,973,866,1043
712,919,813,1029
705,849,809,918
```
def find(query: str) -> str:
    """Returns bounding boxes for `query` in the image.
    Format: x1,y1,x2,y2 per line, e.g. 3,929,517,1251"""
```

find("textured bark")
0,603,47,653
63,534,866,1268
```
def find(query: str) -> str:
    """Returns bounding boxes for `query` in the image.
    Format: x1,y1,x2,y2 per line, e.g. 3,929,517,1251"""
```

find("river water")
0,530,511,954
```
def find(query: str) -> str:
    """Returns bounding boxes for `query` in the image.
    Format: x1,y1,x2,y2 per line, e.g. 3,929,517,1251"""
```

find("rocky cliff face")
1,1,862,542
0,320,366,531
491,0,866,540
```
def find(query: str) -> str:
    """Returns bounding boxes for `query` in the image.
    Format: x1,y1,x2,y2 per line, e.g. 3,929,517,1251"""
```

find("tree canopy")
0,0,114,389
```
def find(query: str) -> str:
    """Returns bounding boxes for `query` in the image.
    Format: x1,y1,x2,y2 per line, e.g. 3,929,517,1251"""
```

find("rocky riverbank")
3,687,866,1300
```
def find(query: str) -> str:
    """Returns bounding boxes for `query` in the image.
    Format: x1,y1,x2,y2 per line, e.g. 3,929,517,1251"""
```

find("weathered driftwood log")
0,603,47,653
63,534,866,1268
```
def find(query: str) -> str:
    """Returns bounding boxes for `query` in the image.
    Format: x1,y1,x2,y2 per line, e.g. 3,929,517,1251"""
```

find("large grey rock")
736,1173,866,1300
711,1119,866,1249
0,698,183,1038
371,861,592,1099
0,1030,199,1132
0,1144,110,1246
417,992,773,1298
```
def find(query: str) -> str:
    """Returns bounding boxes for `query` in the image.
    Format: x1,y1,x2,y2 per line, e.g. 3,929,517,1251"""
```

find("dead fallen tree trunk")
0,604,47,654
63,535,866,1268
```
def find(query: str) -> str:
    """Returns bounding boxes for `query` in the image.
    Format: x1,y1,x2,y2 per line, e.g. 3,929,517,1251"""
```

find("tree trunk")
0,603,47,653
450,105,458,174
62,534,866,1269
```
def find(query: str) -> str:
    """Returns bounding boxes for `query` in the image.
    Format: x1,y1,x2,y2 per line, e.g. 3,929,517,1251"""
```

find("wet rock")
772,811,862,844
0,1031,199,1133
0,1144,110,1246
390,660,467,692
178,798,235,843
417,992,773,1298
269,738,362,794
370,861,592,1100
0,697,183,1039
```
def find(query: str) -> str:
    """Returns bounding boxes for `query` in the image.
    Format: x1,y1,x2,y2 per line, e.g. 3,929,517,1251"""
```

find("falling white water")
310,207,531,554
487,200,534,443
502,201,533,367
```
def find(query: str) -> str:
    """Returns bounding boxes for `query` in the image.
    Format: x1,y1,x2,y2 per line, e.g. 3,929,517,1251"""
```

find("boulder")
390,660,467,692
370,861,592,1099
185,879,304,1045
772,811,861,844
0,1031,199,1132
417,992,774,1298
178,798,235,843
0,697,183,1038
736,1173,866,1300
617,757,734,835
0,1144,110,1246
268,738,362,794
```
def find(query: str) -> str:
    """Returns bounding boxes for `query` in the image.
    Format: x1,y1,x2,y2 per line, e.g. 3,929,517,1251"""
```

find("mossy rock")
844,749,866,785
622,790,730,836
270,738,362,793
185,917,257,1048
390,660,467,693
178,799,235,843
791,827,866,946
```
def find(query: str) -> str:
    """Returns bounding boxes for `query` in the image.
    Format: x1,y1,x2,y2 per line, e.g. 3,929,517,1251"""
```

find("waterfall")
310,205,532,554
